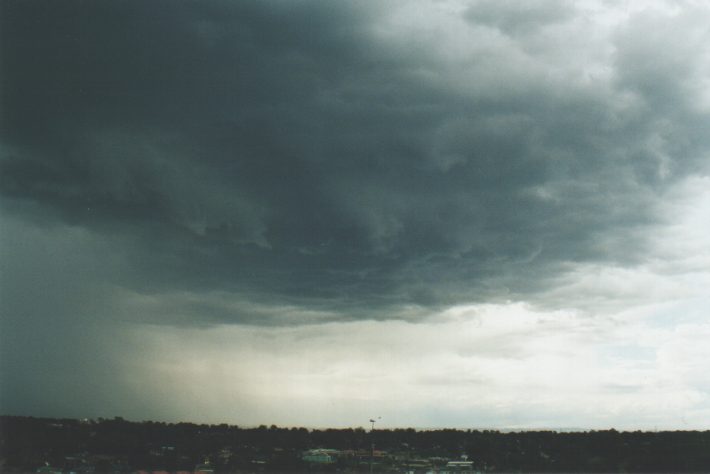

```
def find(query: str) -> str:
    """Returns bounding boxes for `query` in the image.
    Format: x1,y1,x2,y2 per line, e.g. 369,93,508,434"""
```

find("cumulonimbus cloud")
1,0,709,325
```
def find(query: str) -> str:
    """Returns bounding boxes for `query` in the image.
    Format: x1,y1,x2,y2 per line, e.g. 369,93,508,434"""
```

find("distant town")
1,416,709,473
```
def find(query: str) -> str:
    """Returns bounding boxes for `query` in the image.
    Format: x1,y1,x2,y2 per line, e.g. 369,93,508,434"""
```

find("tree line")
1,415,710,472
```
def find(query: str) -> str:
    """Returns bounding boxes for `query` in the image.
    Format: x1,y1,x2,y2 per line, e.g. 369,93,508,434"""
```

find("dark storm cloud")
2,0,710,326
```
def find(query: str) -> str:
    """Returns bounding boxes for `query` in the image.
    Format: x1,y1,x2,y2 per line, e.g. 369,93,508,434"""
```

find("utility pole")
369,417,380,474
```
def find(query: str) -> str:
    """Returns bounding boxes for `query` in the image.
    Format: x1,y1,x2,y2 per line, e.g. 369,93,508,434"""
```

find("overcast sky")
2,0,710,430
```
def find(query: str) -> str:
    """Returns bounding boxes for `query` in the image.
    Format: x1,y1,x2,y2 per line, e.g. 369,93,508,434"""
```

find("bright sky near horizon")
2,0,710,430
